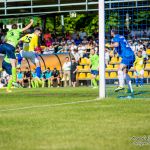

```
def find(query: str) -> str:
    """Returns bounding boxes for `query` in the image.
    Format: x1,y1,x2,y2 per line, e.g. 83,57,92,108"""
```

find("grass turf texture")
0,85,150,150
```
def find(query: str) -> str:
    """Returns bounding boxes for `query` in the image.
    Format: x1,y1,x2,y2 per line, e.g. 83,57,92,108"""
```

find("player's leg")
139,70,144,86
115,64,125,92
57,77,60,87
2,60,13,92
91,70,98,88
42,78,45,88
48,78,51,88
125,69,133,93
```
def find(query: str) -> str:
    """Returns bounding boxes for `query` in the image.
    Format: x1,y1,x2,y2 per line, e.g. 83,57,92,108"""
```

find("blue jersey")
17,72,23,79
112,34,134,58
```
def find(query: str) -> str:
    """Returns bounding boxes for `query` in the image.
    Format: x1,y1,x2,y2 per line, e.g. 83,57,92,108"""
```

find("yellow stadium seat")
110,72,117,78
107,65,113,69
110,57,118,64
114,65,119,70
87,73,92,79
145,64,150,69
105,72,109,78
146,49,150,55
80,58,87,64
84,65,90,70
78,73,86,79
77,66,83,70
86,59,91,65
144,71,149,78
128,71,133,77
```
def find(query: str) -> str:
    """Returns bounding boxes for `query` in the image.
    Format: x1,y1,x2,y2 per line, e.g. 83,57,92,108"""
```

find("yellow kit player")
19,27,42,78
134,50,145,87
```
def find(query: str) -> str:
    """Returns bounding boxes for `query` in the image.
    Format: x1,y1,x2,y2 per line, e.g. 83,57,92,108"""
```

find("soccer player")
89,49,99,89
110,29,135,93
134,50,145,87
0,19,33,86
19,27,42,78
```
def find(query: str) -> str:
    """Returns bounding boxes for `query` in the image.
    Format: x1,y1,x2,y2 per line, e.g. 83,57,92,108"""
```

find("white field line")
0,99,100,112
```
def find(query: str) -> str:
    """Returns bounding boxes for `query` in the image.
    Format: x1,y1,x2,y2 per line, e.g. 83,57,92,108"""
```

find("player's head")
65,57,69,62
111,29,118,37
47,67,50,71
137,50,142,57
34,27,42,36
90,48,95,55
12,24,18,29
71,57,75,63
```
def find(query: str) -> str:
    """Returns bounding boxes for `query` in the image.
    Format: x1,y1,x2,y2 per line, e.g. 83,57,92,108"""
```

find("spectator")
79,29,87,40
44,29,51,41
72,31,78,40
62,57,71,87
17,68,24,87
105,48,110,66
42,67,52,88
74,35,82,46
72,49,80,63
23,67,32,88
71,58,78,87
50,67,61,87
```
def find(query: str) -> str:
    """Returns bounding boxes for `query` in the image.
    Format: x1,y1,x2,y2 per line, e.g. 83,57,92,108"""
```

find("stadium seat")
145,64,150,69
107,64,113,69
84,65,90,70
86,59,91,65
146,49,150,55
114,65,119,70
87,73,92,79
77,66,83,70
109,72,117,78
110,57,118,64
80,58,87,64
105,72,109,78
78,73,86,79
144,71,149,78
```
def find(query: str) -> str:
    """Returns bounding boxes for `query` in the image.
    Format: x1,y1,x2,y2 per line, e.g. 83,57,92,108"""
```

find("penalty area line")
0,99,100,112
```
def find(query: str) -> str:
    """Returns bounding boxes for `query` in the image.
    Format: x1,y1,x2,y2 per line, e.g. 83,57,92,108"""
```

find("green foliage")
46,17,54,31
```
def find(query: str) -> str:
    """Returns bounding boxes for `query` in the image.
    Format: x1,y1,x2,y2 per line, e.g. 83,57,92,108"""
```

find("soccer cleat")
115,86,125,92
12,82,21,88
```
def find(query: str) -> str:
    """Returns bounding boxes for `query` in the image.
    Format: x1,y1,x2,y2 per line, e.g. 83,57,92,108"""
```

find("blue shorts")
121,55,135,69
2,60,12,75
0,43,16,59
91,70,99,75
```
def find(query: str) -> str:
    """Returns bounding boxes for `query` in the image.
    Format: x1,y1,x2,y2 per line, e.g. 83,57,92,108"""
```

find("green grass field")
0,85,150,150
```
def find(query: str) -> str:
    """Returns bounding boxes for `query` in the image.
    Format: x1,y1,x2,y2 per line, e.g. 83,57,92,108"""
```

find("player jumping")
0,19,33,86
18,27,42,78
110,29,135,93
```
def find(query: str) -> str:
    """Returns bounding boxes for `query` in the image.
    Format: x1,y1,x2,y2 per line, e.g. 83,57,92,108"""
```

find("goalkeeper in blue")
110,29,135,93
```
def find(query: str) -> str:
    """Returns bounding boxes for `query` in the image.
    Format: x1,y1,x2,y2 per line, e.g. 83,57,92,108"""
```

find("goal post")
99,0,106,99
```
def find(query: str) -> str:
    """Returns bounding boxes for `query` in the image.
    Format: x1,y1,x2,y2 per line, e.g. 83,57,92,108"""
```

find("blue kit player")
110,29,135,93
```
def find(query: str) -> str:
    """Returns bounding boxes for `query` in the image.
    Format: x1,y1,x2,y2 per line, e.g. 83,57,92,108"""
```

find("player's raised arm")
22,19,34,32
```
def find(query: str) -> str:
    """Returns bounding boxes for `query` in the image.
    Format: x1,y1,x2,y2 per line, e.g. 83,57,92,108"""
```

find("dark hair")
72,58,75,60
47,67,50,70
12,24,17,29
111,28,118,34
34,27,42,32
66,57,69,59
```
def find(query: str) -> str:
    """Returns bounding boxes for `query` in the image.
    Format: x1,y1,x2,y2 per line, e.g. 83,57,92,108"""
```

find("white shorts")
134,70,144,76
20,50,39,64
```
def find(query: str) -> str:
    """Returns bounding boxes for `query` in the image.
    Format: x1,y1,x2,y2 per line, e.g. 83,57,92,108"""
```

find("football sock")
36,67,41,78
135,78,139,86
118,70,124,87
92,79,97,87
7,78,13,90
125,74,133,93
48,80,51,87
140,78,144,86
12,67,17,82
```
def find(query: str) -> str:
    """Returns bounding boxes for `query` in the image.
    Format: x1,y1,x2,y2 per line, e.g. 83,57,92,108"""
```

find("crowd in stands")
0,26,150,88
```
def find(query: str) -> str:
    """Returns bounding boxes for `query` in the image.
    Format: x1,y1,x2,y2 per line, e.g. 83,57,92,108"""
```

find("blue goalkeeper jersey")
112,34,134,58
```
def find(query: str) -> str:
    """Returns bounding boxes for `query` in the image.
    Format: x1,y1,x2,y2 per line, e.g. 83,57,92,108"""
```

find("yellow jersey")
134,56,144,71
21,33,38,51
